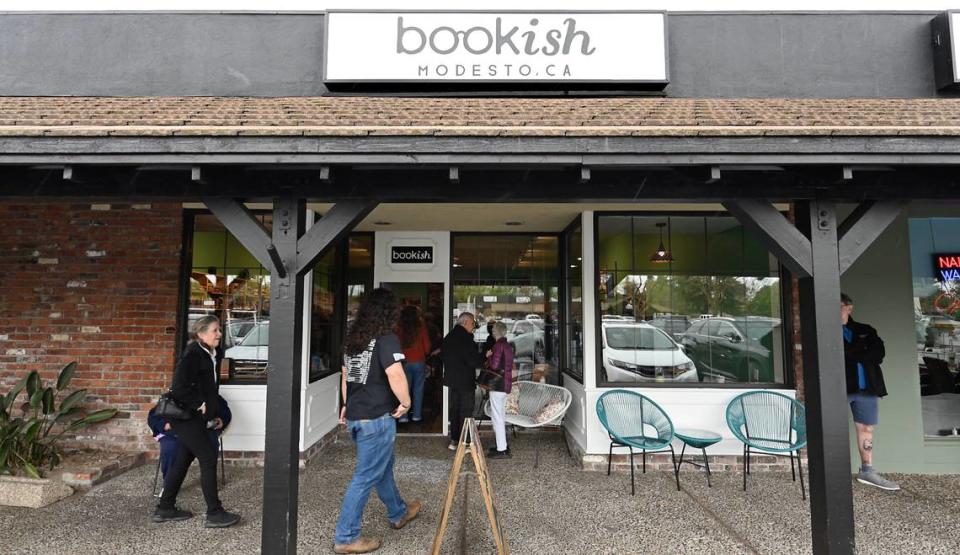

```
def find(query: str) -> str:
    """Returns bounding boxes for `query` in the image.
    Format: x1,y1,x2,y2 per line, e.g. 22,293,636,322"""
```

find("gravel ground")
2,431,958,554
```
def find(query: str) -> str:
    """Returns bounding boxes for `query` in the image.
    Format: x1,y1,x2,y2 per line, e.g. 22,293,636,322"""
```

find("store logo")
391,246,434,264
396,17,596,57
324,11,668,86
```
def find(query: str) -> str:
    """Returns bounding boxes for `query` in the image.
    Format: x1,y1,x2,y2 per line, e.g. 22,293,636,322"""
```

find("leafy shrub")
0,362,117,478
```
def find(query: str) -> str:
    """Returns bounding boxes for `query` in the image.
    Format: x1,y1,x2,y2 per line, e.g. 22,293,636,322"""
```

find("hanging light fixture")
650,222,673,263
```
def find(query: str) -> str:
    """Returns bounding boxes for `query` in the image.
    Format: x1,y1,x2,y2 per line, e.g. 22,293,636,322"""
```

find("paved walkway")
2,432,959,554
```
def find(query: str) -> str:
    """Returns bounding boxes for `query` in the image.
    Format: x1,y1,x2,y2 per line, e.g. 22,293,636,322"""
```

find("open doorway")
382,281,446,434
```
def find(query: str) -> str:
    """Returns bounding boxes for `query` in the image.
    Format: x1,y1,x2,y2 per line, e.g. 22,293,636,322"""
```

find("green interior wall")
597,217,770,276
841,205,960,474
192,231,262,269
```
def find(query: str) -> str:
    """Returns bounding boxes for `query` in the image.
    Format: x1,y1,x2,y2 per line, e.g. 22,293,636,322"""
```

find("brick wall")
0,202,183,452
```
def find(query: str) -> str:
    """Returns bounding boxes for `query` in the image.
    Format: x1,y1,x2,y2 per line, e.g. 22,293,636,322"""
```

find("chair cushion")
505,389,521,415
534,397,565,424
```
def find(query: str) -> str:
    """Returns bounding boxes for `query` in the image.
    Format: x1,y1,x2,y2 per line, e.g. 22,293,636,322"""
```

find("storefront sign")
934,253,960,281
515,296,531,303
324,11,668,86
391,245,434,264
483,295,498,302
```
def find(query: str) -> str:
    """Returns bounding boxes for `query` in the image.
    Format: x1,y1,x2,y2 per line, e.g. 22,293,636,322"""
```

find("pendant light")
650,222,673,263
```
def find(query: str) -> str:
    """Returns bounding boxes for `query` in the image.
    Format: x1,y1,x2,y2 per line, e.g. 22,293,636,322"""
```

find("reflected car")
678,317,779,383
600,322,697,383
648,315,692,341
223,319,258,349
506,319,546,363
223,322,269,376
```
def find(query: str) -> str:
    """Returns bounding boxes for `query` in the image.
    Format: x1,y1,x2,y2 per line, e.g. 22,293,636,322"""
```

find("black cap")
840,293,853,305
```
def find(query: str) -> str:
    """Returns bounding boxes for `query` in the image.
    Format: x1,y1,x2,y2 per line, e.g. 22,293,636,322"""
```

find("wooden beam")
837,200,907,274
203,198,281,274
722,200,814,277
296,200,377,276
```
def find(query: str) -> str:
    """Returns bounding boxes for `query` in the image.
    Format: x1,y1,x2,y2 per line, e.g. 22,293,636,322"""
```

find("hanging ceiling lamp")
649,222,673,263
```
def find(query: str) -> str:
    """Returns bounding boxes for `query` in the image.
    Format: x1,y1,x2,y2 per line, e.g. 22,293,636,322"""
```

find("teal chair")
726,390,807,499
596,390,680,495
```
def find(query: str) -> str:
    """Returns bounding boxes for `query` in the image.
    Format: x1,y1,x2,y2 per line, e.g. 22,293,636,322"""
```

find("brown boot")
390,500,422,530
333,536,381,554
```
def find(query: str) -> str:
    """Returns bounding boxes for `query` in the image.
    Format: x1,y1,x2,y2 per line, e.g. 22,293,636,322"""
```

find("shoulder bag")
154,391,193,420
477,346,505,392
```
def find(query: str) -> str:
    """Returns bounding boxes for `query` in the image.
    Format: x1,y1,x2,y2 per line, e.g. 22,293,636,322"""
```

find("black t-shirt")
344,333,405,421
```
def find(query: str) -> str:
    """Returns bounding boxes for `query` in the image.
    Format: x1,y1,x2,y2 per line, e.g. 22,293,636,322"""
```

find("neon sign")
934,254,960,281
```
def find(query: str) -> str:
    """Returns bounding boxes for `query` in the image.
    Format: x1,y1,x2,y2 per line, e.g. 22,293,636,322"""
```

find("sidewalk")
2,432,958,554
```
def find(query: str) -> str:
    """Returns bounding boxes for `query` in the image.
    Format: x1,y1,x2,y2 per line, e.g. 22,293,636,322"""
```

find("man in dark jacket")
841,293,899,491
442,312,483,450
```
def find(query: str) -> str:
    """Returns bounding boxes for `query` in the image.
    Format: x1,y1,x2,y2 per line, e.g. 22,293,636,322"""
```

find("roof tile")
0,97,959,137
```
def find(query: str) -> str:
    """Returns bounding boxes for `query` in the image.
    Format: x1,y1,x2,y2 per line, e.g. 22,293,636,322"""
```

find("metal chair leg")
152,456,162,497
642,449,647,474
219,437,226,487
789,449,796,482
670,445,680,492
607,442,613,475
746,445,751,475
561,426,574,465
742,444,748,492
797,450,806,500
702,447,713,488
629,447,635,496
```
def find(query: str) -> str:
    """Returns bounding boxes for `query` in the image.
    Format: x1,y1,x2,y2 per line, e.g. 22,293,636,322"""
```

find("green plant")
0,362,117,478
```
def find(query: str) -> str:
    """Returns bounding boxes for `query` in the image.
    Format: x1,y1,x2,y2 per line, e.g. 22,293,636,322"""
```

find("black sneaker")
205,509,241,528
152,506,193,523
487,448,512,459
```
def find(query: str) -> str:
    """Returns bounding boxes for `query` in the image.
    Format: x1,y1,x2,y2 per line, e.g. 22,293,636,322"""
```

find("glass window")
563,223,584,381
183,211,370,384
186,213,272,383
309,234,374,382
596,214,786,386
908,218,960,438
452,235,560,385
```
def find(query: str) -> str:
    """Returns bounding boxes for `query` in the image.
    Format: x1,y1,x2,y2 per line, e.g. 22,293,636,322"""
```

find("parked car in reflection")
223,321,269,377
648,315,692,341
600,322,697,383
506,319,547,363
223,319,259,349
474,318,548,363
678,317,779,383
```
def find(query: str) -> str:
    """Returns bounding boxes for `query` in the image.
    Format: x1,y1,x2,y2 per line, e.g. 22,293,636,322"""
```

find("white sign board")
324,11,668,84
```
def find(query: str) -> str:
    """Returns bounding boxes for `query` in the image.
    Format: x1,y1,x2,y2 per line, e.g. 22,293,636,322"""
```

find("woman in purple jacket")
486,321,514,459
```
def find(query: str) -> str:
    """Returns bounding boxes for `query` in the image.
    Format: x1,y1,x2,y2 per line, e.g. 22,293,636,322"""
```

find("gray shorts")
847,392,879,426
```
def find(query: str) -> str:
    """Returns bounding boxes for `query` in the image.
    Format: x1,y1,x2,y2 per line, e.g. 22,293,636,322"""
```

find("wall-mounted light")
649,222,673,263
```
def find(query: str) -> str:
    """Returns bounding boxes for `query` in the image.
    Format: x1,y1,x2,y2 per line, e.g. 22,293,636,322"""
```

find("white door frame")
374,231,451,435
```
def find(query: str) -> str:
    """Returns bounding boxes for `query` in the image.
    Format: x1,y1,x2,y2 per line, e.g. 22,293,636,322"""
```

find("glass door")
381,282,446,434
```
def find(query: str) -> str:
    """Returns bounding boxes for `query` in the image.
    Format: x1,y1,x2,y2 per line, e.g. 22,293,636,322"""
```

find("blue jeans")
334,413,407,545
404,361,427,420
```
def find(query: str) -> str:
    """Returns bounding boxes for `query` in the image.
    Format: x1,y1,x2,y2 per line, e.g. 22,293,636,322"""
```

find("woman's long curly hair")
398,305,423,348
343,288,401,356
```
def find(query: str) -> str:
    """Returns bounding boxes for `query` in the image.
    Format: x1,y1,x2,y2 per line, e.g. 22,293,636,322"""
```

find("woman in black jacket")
153,315,240,527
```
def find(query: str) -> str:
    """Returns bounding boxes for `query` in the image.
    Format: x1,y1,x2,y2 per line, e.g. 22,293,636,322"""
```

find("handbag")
477,347,505,392
154,391,193,420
